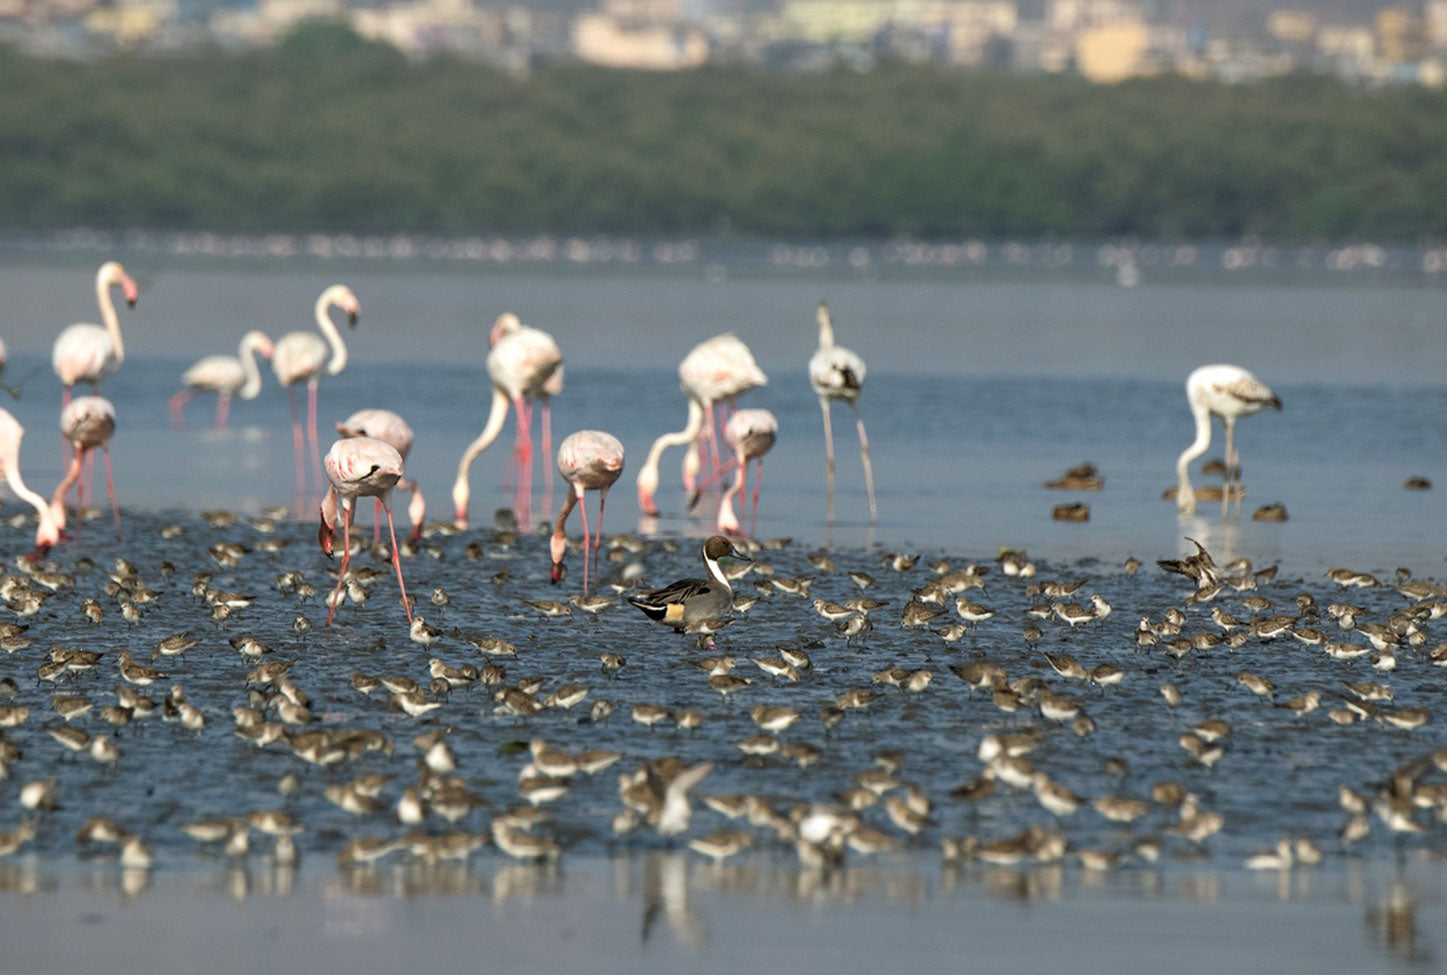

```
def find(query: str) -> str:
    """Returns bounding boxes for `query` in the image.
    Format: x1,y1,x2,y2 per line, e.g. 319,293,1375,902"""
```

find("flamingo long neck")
451,387,510,520
316,292,349,376
97,266,124,365
1175,406,1213,511
6,463,58,546
237,334,267,400
637,398,704,495
816,302,835,350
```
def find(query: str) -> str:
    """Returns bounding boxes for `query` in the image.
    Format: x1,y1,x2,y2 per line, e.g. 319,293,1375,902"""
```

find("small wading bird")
170,330,275,430
336,409,426,544
1175,364,1281,517
703,408,777,537
273,285,359,504
549,430,625,592
637,334,767,516
318,437,413,627
628,535,749,633
452,313,562,531
810,301,876,522
53,396,123,540
52,261,138,410
0,409,61,558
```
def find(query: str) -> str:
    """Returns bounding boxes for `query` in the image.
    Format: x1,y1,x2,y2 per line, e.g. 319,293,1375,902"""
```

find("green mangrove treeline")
3,22,1447,242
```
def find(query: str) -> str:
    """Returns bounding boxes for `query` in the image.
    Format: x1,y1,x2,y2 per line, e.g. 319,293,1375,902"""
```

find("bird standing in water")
628,535,749,633
273,285,359,506
452,313,562,531
319,436,414,627
712,408,776,537
53,396,123,540
336,408,427,543
1175,364,1281,517
549,430,625,592
809,301,876,522
170,330,275,429
0,409,61,557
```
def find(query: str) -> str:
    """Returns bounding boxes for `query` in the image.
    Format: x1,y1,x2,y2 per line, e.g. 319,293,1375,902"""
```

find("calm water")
1,249,1446,971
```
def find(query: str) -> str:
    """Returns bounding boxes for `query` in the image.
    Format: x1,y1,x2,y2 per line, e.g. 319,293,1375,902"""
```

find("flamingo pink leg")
307,381,323,498
854,406,877,522
169,389,194,428
513,396,533,530
215,393,231,430
82,449,95,507
381,499,414,624
540,401,554,528
750,459,764,536
594,488,608,585
102,445,123,541
820,398,837,523
327,502,352,627
577,486,591,593
288,387,306,507
372,497,383,545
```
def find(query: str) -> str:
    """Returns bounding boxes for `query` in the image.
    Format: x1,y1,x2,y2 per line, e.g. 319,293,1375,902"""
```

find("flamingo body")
717,408,777,536
273,285,358,503
1175,364,1282,517
53,395,122,538
550,430,625,588
0,409,61,555
810,301,876,521
171,330,274,428
451,313,562,529
320,436,413,627
336,408,426,542
637,334,766,515
52,261,138,392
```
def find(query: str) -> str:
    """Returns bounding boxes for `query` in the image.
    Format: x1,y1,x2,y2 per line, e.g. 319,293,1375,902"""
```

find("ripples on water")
1,253,1446,970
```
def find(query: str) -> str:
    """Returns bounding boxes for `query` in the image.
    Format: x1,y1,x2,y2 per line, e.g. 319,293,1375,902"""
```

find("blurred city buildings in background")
3,0,1446,86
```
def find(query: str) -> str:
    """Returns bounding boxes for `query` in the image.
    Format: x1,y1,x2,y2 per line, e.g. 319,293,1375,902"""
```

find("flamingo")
170,330,275,429
714,408,777,537
451,313,562,531
1175,364,1282,517
318,436,414,627
549,430,625,592
0,409,61,558
273,285,358,504
52,261,138,406
810,300,876,523
336,408,426,543
636,334,767,516
52,396,122,540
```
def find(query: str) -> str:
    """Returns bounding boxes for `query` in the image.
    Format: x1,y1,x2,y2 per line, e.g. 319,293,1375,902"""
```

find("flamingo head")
318,488,337,557
636,463,660,517
451,477,470,531
257,335,276,361
407,485,426,543
549,533,568,584
489,312,522,347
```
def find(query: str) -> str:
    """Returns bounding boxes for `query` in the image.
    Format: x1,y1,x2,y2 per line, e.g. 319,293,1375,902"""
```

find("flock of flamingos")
2,260,1282,626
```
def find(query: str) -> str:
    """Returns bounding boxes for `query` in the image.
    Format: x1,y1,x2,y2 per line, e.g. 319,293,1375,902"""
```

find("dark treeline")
4,21,1446,242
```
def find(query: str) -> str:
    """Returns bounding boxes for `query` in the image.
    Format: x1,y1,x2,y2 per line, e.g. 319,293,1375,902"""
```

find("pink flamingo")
336,408,426,543
52,261,138,407
549,430,625,592
636,334,767,516
273,285,358,506
318,436,414,627
170,330,275,429
0,409,61,558
52,396,123,541
451,313,562,531
715,408,777,537
810,301,876,522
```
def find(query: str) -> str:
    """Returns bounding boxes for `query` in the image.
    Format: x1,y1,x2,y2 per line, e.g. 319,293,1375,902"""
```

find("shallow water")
0,249,1446,970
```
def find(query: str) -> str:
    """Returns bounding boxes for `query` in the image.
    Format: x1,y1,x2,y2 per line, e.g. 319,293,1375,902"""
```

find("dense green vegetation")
3,21,1446,242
